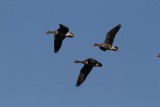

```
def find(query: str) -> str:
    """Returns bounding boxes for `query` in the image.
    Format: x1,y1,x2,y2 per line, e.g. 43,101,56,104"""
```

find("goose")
93,24,121,51
158,54,160,57
46,24,74,53
74,58,102,87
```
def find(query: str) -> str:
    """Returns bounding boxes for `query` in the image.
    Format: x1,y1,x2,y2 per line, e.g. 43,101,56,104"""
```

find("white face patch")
96,63,99,66
66,32,74,37
66,32,70,35
111,46,118,51
111,46,116,49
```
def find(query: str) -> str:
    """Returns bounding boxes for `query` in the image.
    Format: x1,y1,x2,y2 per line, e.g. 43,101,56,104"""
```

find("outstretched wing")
76,65,93,87
104,24,121,45
54,36,64,53
58,24,69,35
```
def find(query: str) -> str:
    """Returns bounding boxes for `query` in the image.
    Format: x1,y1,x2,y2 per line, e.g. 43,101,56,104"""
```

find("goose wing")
104,24,121,45
54,35,64,53
58,24,69,34
76,65,93,87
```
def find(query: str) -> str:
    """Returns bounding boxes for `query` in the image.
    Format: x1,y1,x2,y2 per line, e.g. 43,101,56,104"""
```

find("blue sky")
0,0,160,107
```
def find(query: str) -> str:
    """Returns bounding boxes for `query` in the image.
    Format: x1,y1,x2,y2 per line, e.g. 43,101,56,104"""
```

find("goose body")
93,24,121,51
74,58,102,87
47,24,74,53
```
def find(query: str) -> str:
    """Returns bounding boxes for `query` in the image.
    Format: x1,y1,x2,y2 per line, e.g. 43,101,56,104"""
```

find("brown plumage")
93,24,121,51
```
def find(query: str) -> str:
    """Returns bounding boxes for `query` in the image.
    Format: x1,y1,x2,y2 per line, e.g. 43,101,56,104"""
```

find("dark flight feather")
104,24,121,45
76,65,93,87
54,35,65,53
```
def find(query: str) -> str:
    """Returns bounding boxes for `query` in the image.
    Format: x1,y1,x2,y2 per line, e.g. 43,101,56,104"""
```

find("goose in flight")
93,24,121,51
47,24,74,53
74,58,102,87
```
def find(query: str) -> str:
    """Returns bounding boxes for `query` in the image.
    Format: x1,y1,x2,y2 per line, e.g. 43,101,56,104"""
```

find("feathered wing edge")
104,24,121,45
76,65,93,87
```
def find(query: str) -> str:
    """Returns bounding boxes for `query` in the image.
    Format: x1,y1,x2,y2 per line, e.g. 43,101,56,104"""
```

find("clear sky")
0,0,160,107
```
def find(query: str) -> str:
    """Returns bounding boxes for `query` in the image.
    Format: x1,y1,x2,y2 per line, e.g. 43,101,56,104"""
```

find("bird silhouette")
74,58,102,87
47,24,74,53
93,24,121,51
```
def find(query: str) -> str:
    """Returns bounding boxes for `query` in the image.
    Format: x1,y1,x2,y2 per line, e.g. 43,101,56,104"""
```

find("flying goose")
93,24,121,51
46,24,74,53
74,58,102,87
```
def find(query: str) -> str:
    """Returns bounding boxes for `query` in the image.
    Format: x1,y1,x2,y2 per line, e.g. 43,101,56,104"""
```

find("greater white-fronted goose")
47,24,74,53
93,24,121,51
74,58,102,87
